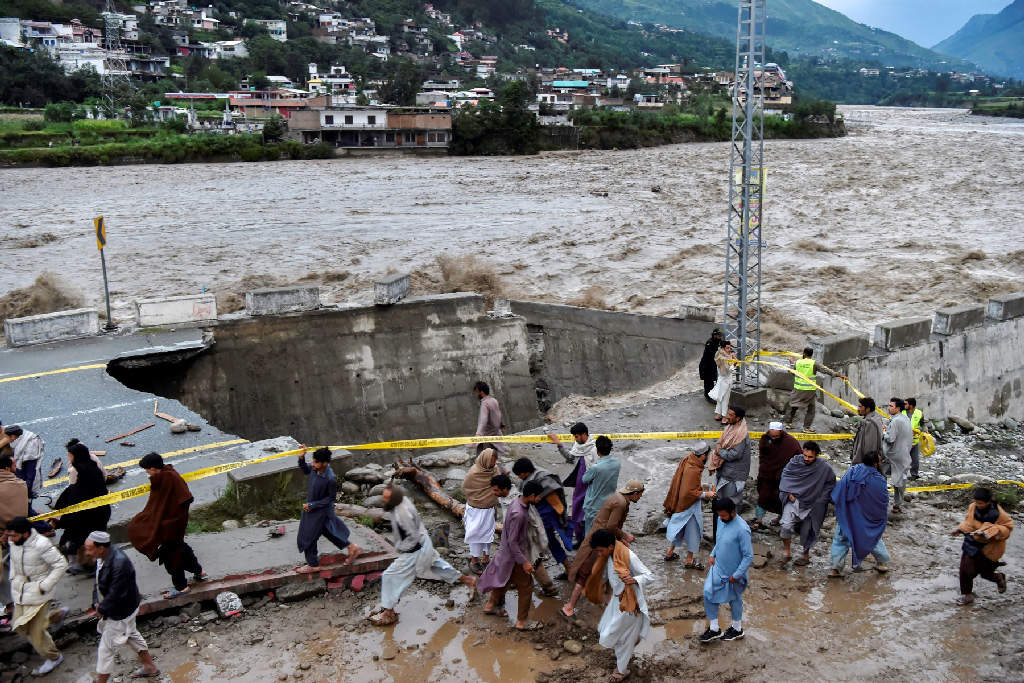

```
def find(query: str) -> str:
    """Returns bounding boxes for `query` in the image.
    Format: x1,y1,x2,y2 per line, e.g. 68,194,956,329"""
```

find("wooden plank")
155,412,180,423
105,422,156,443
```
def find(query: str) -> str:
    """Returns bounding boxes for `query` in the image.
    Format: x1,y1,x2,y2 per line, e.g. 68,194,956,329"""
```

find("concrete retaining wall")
807,293,1024,422
136,294,217,327
112,294,540,449
505,300,713,412
245,286,320,316
3,308,99,347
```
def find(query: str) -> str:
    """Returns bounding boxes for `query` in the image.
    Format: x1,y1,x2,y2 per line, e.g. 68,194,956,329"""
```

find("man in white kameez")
588,529,655,682
369,485,477,626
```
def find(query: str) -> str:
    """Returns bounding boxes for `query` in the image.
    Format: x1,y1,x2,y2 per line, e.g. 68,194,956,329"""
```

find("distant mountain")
573,0,972,69
932,0,1024,78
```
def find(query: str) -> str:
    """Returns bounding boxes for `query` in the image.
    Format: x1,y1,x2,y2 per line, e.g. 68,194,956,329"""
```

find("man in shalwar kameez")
778,441,836,566
549,423,597,546
829,451,890,577
587,529,655,682
700,498,753,644
369,485,477,626
663,442,712,568
581,437,620,536
295,447,361,573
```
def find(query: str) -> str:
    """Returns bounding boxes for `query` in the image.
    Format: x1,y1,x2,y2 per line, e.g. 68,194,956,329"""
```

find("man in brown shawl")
663,442,712,568
850,397,884,465
751,422,802,532
126,452,206,598
560,480,644,621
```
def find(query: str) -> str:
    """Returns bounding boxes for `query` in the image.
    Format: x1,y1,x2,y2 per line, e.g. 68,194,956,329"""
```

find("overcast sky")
812,0,1012,47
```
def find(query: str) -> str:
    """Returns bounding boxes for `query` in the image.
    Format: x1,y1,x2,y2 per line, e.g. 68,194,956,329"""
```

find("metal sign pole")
95,216,115,330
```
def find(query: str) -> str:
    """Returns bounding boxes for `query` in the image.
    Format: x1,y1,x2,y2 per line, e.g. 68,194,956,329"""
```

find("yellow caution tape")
0,363,108,383
905,480,1024,493
43,439,251,488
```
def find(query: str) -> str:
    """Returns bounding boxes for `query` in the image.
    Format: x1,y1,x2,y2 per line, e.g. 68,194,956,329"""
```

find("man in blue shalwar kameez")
700,497,753,644
295,447,361,573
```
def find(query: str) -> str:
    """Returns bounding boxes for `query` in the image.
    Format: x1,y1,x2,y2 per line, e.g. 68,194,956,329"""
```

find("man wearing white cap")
84,531,160,681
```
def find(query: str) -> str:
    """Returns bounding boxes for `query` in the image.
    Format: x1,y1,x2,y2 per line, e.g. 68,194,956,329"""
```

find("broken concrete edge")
3,308,99,347
56,548,397,634
933,304,986,336
810,332,871,367
374,272,411,306
245,286,321,316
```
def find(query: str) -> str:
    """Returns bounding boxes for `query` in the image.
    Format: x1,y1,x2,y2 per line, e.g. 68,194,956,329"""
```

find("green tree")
262,115,286,141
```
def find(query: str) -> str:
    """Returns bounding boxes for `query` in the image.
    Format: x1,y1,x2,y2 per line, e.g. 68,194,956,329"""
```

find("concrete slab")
374,273,410,305
873,317,932,351
987,292,1024,321
245,286,320,316
53,523,396,627
136,294,217,327
811,332,871,367
3,308,99,347
933,304,985,335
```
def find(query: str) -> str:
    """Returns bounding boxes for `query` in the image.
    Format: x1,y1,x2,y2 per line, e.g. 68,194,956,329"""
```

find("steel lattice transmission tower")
722,0,766,389
101,0,134,116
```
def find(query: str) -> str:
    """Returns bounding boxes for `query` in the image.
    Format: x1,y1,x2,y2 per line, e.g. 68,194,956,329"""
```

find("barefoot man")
296,446,360,573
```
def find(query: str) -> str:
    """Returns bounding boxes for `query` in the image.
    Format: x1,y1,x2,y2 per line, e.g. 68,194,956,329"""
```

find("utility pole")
723,0,766,390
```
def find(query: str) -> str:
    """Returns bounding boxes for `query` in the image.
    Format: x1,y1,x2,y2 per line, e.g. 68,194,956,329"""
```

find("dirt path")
24,391,1022,683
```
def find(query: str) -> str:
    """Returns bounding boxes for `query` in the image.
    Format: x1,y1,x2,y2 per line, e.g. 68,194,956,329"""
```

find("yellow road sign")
95,216,106,250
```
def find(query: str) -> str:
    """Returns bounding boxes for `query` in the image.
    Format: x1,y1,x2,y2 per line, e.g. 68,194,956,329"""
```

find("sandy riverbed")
2,107,1022,345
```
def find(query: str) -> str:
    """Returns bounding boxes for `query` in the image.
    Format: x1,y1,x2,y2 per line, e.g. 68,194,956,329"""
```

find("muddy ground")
18,392,1022,683
2,107,1023,345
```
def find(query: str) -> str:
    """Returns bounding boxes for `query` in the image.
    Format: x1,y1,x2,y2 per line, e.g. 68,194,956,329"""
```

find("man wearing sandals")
84,531,160,681
662,442,712,569
370,485,477,626
126,453,206,599
829,451,890,578
951,487,1013,606
778,441,836,566
588,529,655,682
296,446,361,573
479,480,545,631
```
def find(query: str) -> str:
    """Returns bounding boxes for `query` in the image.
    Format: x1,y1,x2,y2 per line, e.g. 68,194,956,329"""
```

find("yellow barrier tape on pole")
42,439,251,488
0,363,108,383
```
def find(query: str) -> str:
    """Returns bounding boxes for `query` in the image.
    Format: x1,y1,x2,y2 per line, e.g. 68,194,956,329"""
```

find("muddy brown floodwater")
3,107,1023,345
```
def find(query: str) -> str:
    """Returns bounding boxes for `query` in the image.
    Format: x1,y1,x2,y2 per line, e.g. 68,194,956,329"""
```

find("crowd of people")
0,364,1015,680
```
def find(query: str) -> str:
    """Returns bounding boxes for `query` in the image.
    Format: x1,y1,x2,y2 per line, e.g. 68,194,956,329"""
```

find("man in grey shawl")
709,406,751,543
882,397,913,514
369,485,477,626
850,397,884,465
778,441,836,566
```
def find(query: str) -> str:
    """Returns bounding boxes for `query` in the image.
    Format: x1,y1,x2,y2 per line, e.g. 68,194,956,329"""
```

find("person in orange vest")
787,348,846,433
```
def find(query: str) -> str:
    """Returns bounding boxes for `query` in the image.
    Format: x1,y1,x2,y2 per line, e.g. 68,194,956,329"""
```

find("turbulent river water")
2,106,1022,343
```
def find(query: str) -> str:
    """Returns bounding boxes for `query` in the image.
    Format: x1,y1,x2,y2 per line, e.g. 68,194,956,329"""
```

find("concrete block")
811,332,871,367
727,386,767,410
136,294,217,327
228,448,353,506
764,370,794,391
933,304,985,335
3,308,99,347
245,286,320,316
987,292,1024,321
374,273,410,305
873,317,932,351
678,304,717,322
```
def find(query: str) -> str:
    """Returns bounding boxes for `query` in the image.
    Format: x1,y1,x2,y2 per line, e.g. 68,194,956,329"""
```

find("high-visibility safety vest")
906,408,923,444
793,358,817,391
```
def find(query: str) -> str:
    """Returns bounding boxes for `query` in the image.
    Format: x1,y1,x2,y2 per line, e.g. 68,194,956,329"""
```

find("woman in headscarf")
710,340,737,423
52,441,111,575
461,448,503,574
662,442,713,568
